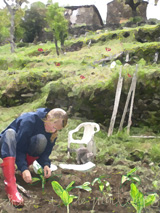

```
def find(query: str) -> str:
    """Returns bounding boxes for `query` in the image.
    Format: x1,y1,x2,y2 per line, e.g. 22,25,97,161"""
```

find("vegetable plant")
91,175,111,194
152,180,158,190
121,168,141,187
32,167,46,192
66,181,92,192
130,183,158,213
51,180,92,213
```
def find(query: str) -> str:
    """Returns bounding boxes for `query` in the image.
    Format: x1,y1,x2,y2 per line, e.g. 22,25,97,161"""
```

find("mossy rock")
135,24,160,43
17,42,29,48
127,150,145,161
0,70,62,107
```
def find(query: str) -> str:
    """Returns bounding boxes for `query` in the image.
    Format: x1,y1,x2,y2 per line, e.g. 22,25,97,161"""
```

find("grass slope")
0,24,160,166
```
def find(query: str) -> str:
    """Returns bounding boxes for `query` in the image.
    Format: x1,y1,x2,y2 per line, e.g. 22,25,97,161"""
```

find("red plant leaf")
80,75,85,79
38,48,44,52
55,62,61,66
105,48,111,51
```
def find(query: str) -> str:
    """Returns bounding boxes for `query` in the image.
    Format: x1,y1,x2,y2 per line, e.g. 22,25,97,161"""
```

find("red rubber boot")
1,157,24,207
26,154,39,166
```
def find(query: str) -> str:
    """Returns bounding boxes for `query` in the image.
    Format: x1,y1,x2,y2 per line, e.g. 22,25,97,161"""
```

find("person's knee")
1,129,17,158
36,134,47,154
36,134,47,144
5,129,16,140
29,134,47,155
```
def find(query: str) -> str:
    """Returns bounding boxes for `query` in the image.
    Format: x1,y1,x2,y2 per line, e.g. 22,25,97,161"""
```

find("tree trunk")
132,6,137,17
60,34,65,54
3,0,16,53
55,37,59,56
61,43,64,54
10,9,16,53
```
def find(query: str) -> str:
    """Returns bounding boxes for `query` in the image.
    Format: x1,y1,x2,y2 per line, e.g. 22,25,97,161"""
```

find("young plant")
32,166,46,192
130,183,158,213
66,181,92,192
51,180,92,213
121,167,141,187
91,175,111,194
152,180,158,190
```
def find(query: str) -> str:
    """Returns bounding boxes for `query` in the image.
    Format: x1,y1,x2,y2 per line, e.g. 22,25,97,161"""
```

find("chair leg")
87,140,96,155
87,140,93,153
67,143,70,158
93,141,97,156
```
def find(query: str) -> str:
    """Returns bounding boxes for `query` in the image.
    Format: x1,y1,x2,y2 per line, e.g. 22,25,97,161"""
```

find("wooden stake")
108,66,123,137
130,136,160,138
118,65,137,132
127,65,138,134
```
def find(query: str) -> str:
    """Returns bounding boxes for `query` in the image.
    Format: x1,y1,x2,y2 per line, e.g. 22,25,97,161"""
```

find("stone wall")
65,5,104,27
106,0,148,24
45,71,160,131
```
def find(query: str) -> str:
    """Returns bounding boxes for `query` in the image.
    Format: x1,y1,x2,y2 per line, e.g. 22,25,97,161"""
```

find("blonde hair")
45,108,68,142
46,108,68,127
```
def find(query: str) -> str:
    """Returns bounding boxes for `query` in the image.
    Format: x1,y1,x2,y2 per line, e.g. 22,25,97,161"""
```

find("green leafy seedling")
91,175,111,194
67,181,92,192
121,168,140,186
32,167,46,192
130,183,158,213
152,180,158,190
51,181,92,213
51,181,77,213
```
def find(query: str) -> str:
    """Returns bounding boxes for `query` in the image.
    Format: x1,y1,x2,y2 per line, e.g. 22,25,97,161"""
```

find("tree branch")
3,0,10,8
135,2,141,8
3,0,12,13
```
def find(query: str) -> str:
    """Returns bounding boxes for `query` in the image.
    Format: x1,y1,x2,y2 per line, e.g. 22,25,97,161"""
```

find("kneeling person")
0,108,68,206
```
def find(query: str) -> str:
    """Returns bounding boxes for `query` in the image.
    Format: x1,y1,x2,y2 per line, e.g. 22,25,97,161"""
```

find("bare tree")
3,0,28,53
125,0,143,17
154,0,159,5
125,0,159,17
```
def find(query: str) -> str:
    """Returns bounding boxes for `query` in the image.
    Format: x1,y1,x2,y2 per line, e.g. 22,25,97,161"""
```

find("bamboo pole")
127,65,138,134
108,66,123,137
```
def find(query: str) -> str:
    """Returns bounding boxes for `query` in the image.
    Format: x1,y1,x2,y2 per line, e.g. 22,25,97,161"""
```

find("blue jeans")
0,129,47,158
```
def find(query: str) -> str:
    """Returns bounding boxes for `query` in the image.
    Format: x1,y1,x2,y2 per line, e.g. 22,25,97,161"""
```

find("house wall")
65,6,103,27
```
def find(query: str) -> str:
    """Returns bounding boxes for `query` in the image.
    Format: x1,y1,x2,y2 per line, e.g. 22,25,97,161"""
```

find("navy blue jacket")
1,108,56,172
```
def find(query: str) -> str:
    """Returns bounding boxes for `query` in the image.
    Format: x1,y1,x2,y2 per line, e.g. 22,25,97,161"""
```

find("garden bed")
0,162,159,213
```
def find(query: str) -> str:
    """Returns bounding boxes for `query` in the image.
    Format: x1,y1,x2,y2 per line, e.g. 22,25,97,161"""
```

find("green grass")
1,24,160,166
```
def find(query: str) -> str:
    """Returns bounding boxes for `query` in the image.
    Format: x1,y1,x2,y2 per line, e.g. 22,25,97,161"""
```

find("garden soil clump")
0,163,158,213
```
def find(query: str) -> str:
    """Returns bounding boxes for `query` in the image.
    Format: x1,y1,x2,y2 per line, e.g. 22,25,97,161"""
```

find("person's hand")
44,165,51,179
22,170,32,183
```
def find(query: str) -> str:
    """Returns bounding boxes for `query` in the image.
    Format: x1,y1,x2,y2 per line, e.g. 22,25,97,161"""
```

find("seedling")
66,181,92,192
31,162,61,193
130,183,158,213
32,166,46,192
51,181,92,213
121,168,140,187
152,180,158,190
91,175,111,194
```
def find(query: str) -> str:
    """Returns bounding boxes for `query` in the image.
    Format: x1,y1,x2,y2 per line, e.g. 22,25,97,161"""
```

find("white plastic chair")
67,122,100,157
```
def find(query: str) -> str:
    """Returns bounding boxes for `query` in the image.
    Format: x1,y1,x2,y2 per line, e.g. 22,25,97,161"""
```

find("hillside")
0,24,160,212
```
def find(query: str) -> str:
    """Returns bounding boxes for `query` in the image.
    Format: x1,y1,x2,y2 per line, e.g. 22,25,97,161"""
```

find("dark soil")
0,163,159,213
